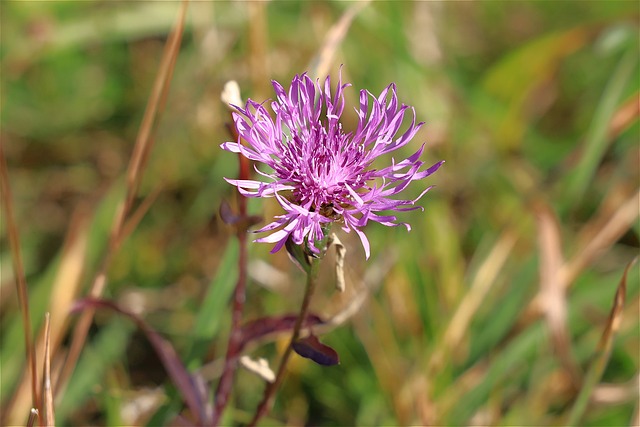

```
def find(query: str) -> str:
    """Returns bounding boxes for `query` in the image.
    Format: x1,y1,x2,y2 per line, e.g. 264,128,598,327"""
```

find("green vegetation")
1,1,638,426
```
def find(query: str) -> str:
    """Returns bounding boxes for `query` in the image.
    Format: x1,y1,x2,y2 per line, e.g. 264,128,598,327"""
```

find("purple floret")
221,72,443,258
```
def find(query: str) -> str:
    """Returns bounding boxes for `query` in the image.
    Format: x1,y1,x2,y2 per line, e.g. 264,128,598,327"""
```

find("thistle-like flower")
221,72,443,258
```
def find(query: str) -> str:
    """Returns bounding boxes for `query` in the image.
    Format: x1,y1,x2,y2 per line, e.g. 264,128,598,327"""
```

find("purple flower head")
221,72,443,259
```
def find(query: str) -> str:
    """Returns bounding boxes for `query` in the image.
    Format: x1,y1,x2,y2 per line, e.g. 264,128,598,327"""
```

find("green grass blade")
186,238,239,366
56,318,135,422
564,48,637,208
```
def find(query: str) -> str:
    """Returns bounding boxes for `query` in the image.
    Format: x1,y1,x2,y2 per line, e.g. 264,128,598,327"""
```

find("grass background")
1,1,639,426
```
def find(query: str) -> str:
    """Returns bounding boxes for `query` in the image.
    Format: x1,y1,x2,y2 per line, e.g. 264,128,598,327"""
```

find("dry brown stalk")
525,189,639,321
0,142,40,423
535,202,581,387
3,207,89,424
54,0,190,400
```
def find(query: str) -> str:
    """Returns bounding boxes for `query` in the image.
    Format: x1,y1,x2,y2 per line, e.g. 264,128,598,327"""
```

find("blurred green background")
1,1,638,426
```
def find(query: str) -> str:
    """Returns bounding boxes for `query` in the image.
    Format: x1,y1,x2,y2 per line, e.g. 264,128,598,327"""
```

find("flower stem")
248,258,320,427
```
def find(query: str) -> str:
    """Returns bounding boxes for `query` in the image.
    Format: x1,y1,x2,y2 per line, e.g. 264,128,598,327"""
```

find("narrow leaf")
564,257,636,426
564,48,637,207
72,298,209,425
240,314,325,350
292,335,340,367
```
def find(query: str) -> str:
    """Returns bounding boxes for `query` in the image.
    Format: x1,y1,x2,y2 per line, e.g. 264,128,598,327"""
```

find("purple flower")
221,72,443,259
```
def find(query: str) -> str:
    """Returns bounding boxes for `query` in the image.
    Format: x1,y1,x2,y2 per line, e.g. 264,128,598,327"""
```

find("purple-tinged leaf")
292,335,340,366
239,314,325,349
71,298,209,425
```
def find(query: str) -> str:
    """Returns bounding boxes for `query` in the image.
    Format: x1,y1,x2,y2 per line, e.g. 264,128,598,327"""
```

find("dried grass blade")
42,313,55,427
118,184,163,247
562,189,640,288
26,408,39,427
0,144,40,417
6,208,89,424
125,0,189,211
564,257,636,426
55,0,189,399
535,203,580,386
307,1,370,80
45,208,90,352
525,189,639,320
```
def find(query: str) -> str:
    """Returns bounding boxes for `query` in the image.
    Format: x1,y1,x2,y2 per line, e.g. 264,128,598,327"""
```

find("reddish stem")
211,123,251,426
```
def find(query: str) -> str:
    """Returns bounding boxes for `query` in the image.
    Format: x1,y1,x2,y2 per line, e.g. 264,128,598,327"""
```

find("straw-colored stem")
53,0,189,398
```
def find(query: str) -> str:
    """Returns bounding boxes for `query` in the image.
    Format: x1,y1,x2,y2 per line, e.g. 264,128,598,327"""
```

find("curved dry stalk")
525,189,640,321
561,189,640,287
0,143,40,421
3,207,90,425
54,0,190,399
535,202,581,387
307,0,371,80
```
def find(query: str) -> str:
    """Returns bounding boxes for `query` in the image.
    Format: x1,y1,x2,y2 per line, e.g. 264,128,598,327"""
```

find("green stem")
248,258,320,427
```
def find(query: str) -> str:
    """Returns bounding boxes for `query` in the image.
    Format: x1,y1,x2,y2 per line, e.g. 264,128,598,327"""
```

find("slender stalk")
248,258,320,427
54,0,189,397
42,313,55,427
0,145,41,420
26,409,39,427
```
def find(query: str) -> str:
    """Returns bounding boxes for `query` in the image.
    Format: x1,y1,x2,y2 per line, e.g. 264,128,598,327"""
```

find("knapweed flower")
221,72,443,259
